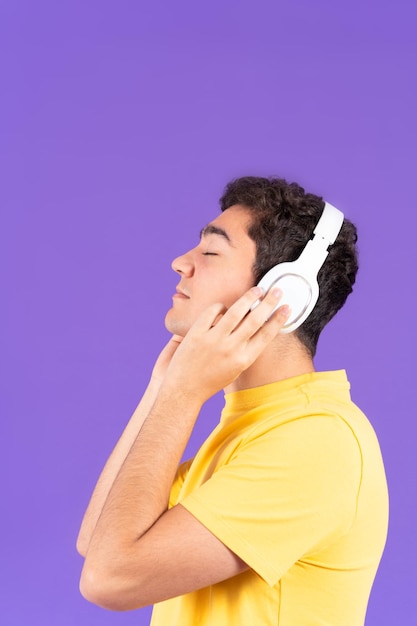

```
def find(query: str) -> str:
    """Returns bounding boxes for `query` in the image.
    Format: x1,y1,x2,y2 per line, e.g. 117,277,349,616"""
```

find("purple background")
1,1,416,624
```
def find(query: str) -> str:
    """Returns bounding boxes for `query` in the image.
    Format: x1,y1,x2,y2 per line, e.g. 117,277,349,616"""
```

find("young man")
77,177,388,625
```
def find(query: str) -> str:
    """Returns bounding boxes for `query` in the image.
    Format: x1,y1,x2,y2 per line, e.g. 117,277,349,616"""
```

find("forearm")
76,379,161,556
80,382,202,601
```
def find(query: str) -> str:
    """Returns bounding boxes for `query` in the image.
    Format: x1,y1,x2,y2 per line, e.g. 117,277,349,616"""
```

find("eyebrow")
199,224,232,243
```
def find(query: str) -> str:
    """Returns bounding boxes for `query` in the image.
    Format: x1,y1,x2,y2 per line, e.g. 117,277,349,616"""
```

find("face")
165,205,257,337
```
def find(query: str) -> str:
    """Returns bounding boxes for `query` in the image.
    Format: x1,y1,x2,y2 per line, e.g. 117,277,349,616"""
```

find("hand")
162,287,290,404
151,335,184,387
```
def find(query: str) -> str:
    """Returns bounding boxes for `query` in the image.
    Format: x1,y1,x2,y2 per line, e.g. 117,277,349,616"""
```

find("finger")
214,287,267,335
190,302,228,333
241,286,286,333
243,303,291,354
223,286,285,340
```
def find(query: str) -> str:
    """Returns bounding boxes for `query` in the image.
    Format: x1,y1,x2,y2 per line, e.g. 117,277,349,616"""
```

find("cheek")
215,274,255,308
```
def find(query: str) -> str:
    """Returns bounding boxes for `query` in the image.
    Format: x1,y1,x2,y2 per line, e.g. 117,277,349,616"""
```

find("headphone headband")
297,202,344,277
313,202,344,245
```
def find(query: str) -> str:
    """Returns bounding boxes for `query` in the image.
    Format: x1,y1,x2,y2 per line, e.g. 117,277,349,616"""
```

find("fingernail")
280,304,290,316
251,286,264,296
271,287,282,299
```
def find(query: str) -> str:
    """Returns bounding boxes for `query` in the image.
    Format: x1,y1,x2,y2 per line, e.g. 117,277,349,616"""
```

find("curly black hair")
220,176,358,357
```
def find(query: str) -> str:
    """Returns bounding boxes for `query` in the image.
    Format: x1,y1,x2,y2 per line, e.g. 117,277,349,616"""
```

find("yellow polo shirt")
151,371,388,626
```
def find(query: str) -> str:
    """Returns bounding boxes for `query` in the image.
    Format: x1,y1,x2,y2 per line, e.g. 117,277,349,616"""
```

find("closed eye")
202,252,218,256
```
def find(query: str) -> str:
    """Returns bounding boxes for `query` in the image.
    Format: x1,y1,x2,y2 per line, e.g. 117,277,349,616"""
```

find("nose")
171,250,194,276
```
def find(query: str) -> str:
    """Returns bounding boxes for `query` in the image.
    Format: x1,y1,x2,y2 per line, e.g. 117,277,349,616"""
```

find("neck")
225,335,315,393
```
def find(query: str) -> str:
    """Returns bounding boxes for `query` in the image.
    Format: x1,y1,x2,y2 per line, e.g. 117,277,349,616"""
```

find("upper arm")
80,503,248,611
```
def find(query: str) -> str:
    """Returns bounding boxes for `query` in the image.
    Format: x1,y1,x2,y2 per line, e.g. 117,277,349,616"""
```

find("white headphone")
252,202,344,333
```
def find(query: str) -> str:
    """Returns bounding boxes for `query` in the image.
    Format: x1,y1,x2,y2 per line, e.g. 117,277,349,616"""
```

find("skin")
77,205,315,611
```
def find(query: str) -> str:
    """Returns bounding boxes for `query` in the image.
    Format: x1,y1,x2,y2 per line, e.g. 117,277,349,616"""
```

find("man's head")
220,176,359,356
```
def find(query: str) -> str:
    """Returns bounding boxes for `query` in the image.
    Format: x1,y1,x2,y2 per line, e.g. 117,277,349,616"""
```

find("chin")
164,310,190,337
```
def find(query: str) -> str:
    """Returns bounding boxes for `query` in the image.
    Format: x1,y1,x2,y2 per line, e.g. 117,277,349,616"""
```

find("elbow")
79,560,146,612
79,565,125,611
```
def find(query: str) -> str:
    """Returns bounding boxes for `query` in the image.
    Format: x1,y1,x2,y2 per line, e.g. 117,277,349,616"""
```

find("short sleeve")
169,458,194,508
180,415,362,586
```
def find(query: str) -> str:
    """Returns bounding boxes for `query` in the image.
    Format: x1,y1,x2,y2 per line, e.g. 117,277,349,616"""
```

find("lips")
174,286,190,298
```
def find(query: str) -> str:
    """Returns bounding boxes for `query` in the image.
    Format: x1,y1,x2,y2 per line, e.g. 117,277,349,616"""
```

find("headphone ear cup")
256,262,319,333
276,274,313,326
